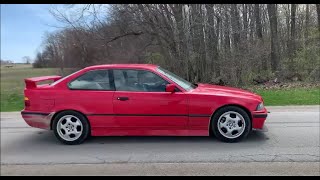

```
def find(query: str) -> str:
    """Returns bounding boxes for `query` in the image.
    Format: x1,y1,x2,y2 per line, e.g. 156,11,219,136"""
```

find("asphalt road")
1,106,319,175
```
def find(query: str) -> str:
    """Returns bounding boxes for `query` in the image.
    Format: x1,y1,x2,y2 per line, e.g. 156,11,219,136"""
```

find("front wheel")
211,106,251,143
53,111,90,145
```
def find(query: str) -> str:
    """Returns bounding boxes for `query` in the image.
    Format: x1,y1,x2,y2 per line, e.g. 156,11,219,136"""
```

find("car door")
112,68,188,130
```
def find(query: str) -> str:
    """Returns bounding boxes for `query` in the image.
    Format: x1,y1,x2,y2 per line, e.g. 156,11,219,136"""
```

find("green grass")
253,88,320,106
1,64,58,111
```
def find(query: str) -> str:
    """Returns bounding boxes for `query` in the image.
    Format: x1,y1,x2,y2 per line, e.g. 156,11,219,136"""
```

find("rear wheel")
211,106,251,143
53,111,90,145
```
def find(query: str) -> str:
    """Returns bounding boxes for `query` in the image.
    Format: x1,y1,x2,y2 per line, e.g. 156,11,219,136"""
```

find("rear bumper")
21,111,55,130
252,108,268,130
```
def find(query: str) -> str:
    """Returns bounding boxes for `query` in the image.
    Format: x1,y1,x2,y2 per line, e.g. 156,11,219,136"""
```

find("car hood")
190,83,262,101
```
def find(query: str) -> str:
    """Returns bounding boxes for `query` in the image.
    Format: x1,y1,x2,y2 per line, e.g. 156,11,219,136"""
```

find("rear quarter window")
68,70,113,90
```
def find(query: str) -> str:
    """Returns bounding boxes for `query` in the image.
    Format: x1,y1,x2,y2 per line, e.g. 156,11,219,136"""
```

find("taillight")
24,97,30,107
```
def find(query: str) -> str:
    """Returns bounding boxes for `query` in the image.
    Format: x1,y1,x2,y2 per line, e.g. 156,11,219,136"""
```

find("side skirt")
91,128,209,136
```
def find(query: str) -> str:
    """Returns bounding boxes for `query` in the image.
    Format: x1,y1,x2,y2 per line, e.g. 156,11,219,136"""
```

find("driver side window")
113,69,168,92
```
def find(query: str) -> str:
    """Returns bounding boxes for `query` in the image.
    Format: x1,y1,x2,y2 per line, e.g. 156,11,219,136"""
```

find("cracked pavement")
1,106,319,175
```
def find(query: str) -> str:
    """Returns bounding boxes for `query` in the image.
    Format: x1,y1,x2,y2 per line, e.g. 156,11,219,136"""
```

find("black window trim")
67,69,115,91
112,68,181,93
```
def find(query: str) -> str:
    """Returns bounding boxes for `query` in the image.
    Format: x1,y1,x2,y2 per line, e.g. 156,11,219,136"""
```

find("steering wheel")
154,80,166,87
141,83,149,91
133,82,148,91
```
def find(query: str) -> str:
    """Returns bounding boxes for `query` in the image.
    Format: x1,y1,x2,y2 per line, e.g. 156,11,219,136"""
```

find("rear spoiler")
24,76,62,89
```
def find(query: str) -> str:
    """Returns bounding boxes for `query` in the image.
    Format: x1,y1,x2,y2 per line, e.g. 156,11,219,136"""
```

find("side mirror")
165,84,176,93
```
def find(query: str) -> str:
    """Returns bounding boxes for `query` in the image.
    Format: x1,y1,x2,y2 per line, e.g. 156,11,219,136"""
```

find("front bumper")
252,108,268,130
21,111,55,130
253,125,268,132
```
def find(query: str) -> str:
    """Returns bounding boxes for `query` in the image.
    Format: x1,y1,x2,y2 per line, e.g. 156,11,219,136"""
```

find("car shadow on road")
84,130,269,145
6,129,269,147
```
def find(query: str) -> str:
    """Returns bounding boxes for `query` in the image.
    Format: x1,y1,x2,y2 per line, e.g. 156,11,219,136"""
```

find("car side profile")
21,64,268,145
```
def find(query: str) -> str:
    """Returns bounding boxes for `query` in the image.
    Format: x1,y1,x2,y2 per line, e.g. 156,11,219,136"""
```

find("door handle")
117,97,129,101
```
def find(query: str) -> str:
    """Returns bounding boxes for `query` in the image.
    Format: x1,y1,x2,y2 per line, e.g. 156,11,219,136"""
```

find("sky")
1,4,61,63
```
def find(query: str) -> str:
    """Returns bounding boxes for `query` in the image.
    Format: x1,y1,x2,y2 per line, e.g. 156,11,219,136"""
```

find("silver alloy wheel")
57,115,83,141
217,111,246,139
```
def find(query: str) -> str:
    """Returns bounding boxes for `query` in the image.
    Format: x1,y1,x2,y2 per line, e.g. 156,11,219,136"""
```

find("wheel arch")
50,109,91,132
208,104,252,135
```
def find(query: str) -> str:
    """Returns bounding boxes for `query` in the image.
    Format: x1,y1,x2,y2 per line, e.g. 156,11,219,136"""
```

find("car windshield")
156,67,196,91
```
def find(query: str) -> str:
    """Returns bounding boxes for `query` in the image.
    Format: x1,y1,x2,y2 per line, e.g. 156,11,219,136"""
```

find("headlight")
256,102,264,111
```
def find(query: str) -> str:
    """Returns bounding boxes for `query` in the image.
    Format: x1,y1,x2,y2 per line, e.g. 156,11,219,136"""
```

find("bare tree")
316,4,320,32
254,4,263,40
289,4,297,71
305,4,310,43
22,56,31,64
267,4,281,72
33,4,320,85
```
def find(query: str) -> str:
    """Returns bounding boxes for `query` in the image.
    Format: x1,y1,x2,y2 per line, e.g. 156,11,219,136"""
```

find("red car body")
21,64,268,137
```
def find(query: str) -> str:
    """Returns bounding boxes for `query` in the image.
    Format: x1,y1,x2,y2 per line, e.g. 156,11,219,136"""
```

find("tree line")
33,4,320,86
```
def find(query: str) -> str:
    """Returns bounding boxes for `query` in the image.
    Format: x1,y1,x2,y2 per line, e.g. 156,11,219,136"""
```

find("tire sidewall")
53,111,90,145
211,106,251,143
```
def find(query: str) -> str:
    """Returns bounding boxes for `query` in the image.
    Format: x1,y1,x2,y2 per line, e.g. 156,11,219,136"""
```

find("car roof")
84,64,159,71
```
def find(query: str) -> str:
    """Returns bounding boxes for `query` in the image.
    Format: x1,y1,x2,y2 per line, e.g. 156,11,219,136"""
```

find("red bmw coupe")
21,64,268,145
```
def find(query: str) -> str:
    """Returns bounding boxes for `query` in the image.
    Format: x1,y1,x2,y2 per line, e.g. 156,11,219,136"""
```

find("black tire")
53,111,90,145
211,106,251,143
